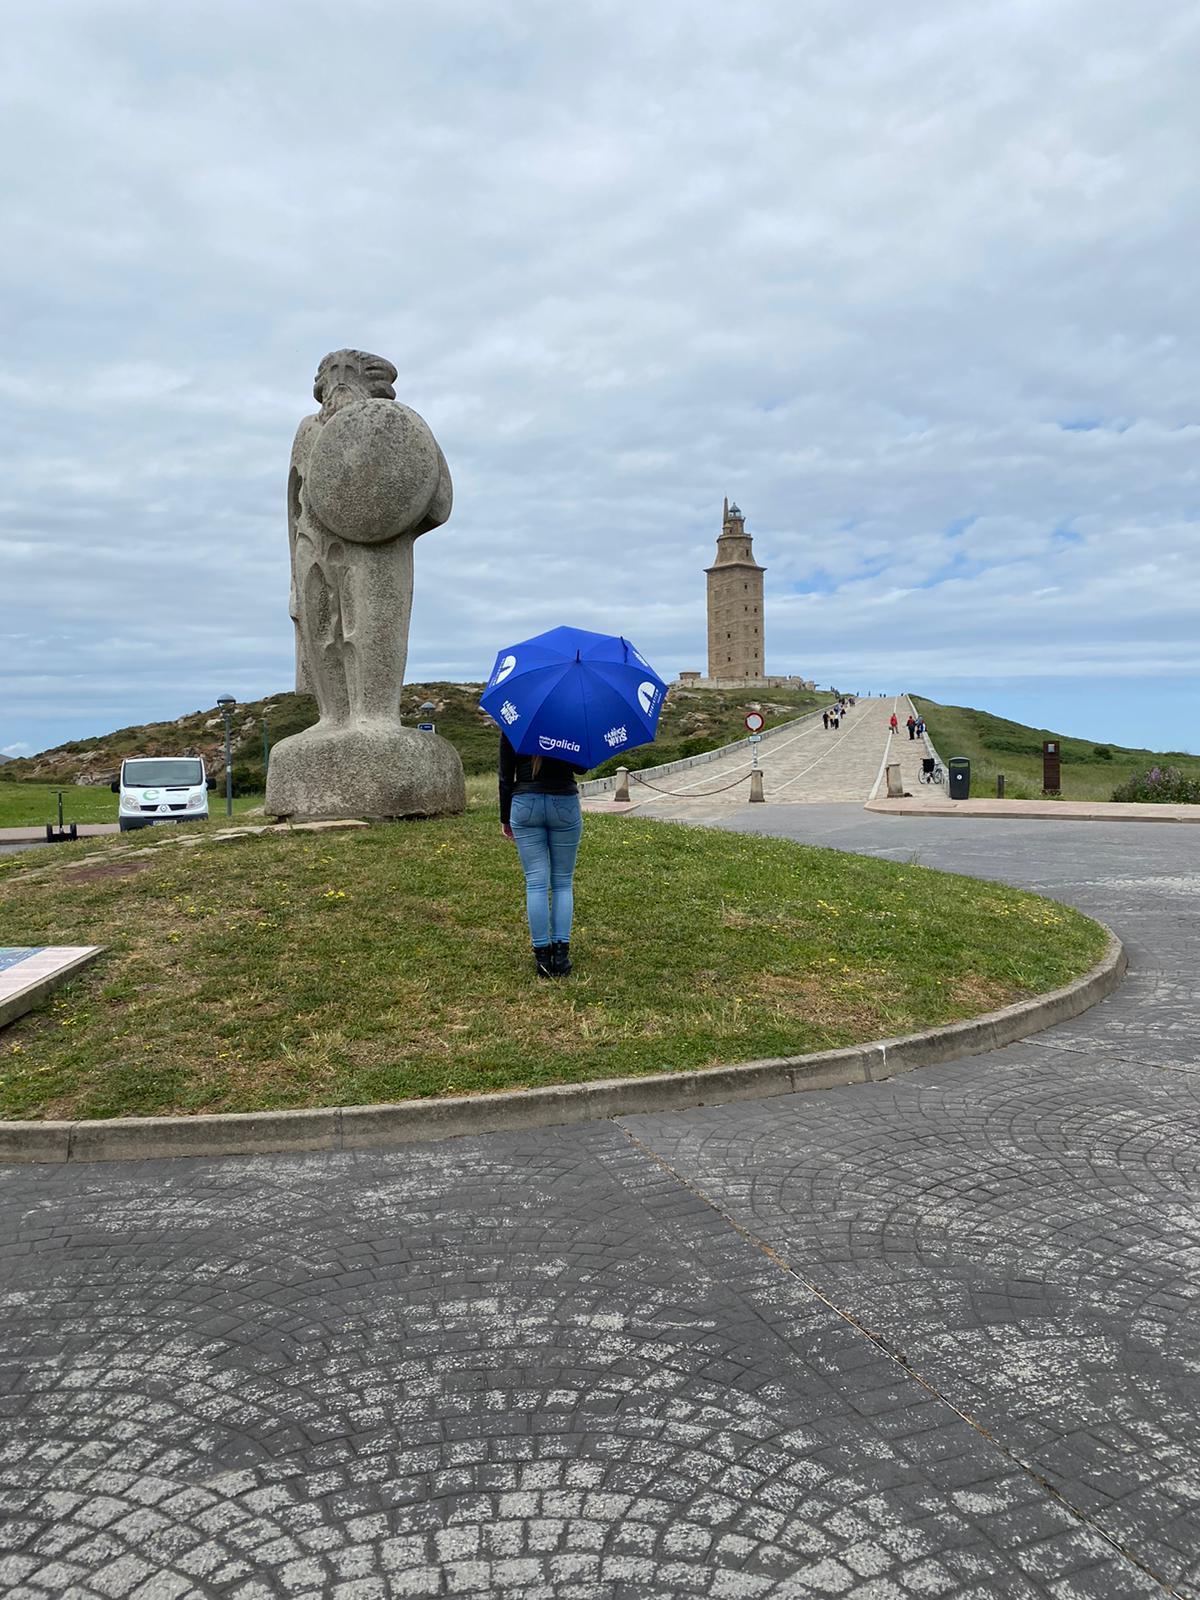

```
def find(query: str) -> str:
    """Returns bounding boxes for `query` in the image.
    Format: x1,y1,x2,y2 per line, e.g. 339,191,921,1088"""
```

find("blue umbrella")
480,625,668,771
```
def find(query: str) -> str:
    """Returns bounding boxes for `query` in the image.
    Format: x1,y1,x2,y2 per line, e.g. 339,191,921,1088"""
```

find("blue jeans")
510,793,583,947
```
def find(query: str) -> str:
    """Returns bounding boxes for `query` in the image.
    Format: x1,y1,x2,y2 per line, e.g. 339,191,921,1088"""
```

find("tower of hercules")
706,498,765,679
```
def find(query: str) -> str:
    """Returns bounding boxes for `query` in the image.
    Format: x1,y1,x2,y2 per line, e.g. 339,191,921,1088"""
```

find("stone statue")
265,348,466,820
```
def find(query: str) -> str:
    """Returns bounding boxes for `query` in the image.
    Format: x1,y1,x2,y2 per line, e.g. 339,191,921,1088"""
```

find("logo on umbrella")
637,681,659,714
538,734,581,754
493,654,517,685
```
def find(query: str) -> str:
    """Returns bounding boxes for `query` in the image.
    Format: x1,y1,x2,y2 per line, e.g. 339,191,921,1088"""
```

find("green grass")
0,803,1107,1120
0,782,264,830
911,696,1200,801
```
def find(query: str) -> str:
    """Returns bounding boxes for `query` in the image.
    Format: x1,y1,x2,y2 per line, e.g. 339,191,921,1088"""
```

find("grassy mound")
912,696,1200,801
0,809,1107,1121
2,806,1107,1120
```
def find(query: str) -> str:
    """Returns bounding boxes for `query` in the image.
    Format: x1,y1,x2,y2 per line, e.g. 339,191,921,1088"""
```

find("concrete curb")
865,798,1200,823
0,928,1126,1165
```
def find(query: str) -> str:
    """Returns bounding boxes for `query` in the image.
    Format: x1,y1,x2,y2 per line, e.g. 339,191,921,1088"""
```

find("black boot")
533,945,554,979
550,940,572,977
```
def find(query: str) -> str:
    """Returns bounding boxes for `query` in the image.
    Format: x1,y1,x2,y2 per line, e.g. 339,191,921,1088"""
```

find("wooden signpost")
1042,740,1061,796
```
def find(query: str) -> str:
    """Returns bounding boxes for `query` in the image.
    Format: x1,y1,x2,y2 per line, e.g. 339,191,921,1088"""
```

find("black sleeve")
498,735,516,825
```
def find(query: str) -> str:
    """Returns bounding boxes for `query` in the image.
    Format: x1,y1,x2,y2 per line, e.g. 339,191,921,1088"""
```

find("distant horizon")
4,673,1196,765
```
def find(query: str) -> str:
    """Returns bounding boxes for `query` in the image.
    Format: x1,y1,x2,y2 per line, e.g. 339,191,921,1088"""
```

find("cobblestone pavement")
607,698,926,822
1,811,1197,1597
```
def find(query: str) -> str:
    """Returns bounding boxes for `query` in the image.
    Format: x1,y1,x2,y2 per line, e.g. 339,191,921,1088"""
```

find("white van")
111,756,214,832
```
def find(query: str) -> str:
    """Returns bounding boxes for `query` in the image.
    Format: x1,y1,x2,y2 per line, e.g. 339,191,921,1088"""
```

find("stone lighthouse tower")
706,498,765,680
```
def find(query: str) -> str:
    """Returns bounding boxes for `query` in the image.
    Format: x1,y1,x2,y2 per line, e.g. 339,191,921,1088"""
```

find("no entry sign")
744,712,765,732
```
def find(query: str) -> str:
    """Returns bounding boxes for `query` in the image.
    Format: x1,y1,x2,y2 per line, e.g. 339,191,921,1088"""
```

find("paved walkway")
1,812,1197,1597
588,697,928,824
0,825,119,843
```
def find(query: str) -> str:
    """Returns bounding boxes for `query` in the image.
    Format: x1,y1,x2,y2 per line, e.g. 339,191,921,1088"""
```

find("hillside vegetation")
912,696,1200,801
2,682,824,796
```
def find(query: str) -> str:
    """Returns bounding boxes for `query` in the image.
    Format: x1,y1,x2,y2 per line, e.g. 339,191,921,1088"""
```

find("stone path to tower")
592,694,924,824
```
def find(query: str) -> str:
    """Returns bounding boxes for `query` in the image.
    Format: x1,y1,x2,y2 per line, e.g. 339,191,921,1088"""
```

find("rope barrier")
630,769,756,798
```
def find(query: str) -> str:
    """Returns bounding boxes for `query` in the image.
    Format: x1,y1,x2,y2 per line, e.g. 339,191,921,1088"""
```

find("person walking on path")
889,712,898,733
822,710,830,730
906,714,917,740
499,734,585,978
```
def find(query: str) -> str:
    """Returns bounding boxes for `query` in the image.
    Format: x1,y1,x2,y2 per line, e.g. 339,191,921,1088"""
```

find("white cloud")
2,0,1199,755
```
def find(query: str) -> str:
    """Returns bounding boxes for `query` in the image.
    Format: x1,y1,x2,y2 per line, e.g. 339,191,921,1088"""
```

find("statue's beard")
320,382,364,418
321,378,395,418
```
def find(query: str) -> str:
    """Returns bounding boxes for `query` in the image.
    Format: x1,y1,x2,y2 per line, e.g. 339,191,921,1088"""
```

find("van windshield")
123,759,204,787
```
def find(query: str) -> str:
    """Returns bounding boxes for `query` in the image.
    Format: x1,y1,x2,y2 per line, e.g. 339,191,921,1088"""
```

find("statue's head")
313,349,398,409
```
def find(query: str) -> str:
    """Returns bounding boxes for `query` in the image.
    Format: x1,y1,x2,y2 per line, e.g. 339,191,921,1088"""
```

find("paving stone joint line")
616,1121,1190,1600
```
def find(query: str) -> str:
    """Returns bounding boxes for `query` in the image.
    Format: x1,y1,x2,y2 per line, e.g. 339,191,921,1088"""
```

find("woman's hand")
501,823,515,841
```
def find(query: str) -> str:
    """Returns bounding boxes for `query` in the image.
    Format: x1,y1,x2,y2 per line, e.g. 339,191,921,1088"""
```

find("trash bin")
948,757,970,800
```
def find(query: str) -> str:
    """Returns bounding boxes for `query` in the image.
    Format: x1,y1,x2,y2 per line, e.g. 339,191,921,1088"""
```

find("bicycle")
919,757,945,785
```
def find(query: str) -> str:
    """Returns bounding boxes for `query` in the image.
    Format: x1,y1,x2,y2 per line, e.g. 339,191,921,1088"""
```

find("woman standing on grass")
499,734,586,979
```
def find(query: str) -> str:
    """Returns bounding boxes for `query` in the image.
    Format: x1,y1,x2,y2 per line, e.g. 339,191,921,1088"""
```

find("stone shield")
304,399,443,545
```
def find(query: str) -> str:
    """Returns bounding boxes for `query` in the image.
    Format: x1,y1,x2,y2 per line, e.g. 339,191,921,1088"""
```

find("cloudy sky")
3,0,1198,758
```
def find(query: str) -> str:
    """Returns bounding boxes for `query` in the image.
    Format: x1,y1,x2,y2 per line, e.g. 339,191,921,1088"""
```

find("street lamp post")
217,695,236,818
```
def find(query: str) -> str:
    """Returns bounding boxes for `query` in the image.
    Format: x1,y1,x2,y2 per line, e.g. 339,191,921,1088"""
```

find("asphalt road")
1,808,1196,1599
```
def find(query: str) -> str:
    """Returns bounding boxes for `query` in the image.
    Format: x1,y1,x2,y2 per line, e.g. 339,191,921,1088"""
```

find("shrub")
1092,745,1112,760
981,734,1043,756
228,762,265,797
1111,766,1200,804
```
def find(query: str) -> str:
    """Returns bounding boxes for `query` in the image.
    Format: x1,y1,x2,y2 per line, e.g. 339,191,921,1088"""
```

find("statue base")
265,722,466,821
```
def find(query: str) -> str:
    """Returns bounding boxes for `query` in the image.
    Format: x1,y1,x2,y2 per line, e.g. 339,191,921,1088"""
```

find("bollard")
749,768,765,803
613,766,631,803
885,762,903,798
997,773,1005,799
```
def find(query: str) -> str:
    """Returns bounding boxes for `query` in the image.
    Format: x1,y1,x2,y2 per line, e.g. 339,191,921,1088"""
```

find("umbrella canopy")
480,625,668,771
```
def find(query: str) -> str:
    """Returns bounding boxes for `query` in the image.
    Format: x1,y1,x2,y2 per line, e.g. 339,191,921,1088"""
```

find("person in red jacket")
906,714,918,739
889,712,898,733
